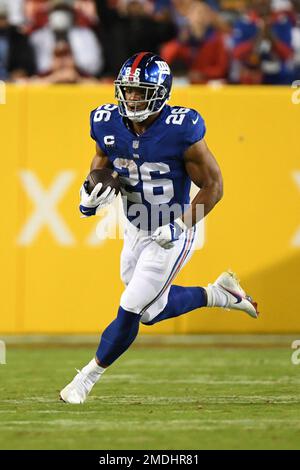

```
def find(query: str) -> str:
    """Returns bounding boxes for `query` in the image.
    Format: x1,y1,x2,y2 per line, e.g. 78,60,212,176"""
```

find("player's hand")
79,182,116,217
151,220,186,249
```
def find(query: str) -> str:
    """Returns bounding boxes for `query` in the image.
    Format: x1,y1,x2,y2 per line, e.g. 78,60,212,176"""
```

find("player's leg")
141,248,258,326
60,310,141,404
60,226,258,403
141,272,258,325
60,227,199,403
93,221,148,368
140,232,258,326
139,227,205,325
61,222,178,404
60,222,143,404
95,227,199,366
140,285,206,325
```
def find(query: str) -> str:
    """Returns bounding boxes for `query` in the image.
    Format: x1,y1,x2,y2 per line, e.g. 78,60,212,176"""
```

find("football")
84,168,121,197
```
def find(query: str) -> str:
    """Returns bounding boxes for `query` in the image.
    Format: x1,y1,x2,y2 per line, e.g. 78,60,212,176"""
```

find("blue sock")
96,307,140,367
142,285,207,325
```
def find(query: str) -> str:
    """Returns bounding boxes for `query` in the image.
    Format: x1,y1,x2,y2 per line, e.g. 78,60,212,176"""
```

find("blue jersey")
90,104,206,230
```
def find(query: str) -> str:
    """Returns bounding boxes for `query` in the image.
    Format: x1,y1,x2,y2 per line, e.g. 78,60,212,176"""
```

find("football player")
60,52,258,404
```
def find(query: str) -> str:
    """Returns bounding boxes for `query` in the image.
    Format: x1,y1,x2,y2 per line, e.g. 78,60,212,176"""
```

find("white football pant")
120,221,197,323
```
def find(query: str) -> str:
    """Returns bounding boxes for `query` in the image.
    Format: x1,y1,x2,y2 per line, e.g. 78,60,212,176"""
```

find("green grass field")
0,337,300,450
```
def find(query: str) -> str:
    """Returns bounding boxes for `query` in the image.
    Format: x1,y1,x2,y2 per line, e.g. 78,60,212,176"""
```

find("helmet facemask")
114,81,169,122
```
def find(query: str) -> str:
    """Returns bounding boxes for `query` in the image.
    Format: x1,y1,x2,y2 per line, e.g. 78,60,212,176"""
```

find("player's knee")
120,289,144,314
140,311,154,325
120,285,156,315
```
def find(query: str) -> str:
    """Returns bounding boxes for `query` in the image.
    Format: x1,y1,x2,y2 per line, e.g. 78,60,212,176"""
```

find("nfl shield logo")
132,140,139,149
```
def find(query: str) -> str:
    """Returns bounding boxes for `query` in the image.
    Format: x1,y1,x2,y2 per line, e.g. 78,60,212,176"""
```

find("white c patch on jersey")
104,135,115,146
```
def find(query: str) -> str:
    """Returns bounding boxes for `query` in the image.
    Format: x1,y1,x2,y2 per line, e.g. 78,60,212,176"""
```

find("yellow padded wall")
1,85,299,333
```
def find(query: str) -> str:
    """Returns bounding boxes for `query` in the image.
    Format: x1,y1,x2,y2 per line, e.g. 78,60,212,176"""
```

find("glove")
151,219,187,249
79,181,116,217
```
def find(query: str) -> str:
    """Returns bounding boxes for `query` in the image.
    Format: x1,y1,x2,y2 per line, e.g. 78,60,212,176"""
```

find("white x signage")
17,170,75,245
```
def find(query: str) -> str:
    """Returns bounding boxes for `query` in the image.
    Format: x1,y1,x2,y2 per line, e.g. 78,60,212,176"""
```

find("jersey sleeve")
89,108,108,153
90,109,106,151
90,105,119,154
182,109,206,152
90,109,97,141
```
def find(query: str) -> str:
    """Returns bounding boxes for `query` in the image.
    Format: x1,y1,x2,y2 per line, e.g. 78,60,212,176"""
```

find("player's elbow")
213,173,223,204
217,179,224,203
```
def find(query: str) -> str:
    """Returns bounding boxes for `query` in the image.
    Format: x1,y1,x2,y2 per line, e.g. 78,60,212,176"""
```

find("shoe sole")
59,393,66,403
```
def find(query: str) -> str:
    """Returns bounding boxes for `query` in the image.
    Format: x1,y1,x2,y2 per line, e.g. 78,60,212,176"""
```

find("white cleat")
60,359,105,404
206,271,259,319
60,369,94,404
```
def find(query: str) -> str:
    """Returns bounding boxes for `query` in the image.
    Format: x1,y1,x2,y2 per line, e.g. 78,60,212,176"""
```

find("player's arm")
90,143,113,171
151,139,222,248
182,139,223,228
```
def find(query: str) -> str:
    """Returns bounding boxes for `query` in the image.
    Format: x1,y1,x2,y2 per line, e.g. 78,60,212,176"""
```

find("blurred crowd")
0,0,300,84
